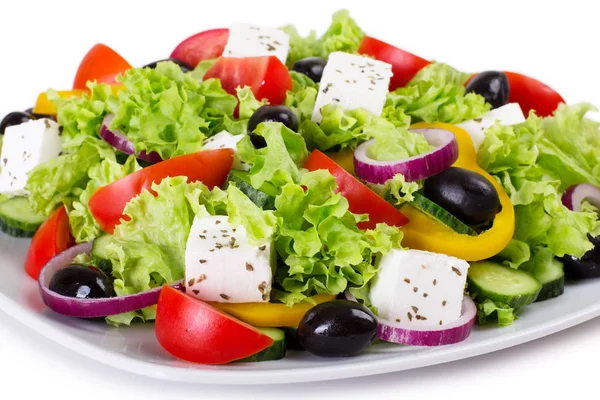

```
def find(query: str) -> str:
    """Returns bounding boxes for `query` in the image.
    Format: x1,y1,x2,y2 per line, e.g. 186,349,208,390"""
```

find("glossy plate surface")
1,233,599,384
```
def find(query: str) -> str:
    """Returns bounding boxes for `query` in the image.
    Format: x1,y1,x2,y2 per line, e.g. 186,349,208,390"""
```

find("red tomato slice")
504,71,565,117
88,149,234,234
170,28,229,68
73,44,132,90
304,150,409,230
24,206,73,280
155,286,273,364
204,56,292,105
358,36,431,91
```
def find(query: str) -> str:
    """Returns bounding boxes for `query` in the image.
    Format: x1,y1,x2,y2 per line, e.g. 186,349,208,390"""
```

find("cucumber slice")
0,197,47,238
225,170,276,210
238,327,286,362
531,259,565,302
91,235,115,275
468,261,542,308
411,193,478,236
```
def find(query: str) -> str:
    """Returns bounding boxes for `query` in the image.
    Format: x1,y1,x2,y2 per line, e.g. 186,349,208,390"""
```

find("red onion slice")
353,128,459,184
99,114,163,164
377,296,476,346
38,242,183,318
562,184,600,212
345,292,475,347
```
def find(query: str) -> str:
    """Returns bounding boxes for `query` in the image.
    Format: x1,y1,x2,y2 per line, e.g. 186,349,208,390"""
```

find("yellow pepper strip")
399,122,515,262
210,294,336,327
327,149,355,175
32,85,126,115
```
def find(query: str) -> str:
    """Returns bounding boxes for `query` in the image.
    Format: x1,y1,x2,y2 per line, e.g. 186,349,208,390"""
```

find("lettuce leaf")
381,173,422,206
300,105,370,151
284,71,318,123
280,10,365,67
26,137,116,216
475,298,517,327
408,62,472,87
108,61,237,160
50,84,113,141
384,80,490,124
226,185,277,246
237,122,308,189
67,155,141,243
272,170,403,306
364,116,432,161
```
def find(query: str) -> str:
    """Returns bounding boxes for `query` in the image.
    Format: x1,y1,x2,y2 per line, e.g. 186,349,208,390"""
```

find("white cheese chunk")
202,130,249,171
369,249,469,328
0,119,63,196
311,52,393,123
185,215,274,303
455,103,526,151
223,23,290,64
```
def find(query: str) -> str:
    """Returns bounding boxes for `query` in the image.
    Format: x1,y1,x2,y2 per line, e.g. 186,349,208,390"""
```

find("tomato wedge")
89,149,234,234
73,44,132,90
304,150,408,230
170,28,229,68
204,56,292,105
504,71,565,117
24,206,73,280
358,36,431,91
156,286,273,364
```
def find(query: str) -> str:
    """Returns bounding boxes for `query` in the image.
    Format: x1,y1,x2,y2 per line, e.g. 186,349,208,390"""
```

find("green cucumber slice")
468,261,542,308
411,193,478,236
0,197,47,238
225,170,276,210
531,259,565,302
238,327,286,362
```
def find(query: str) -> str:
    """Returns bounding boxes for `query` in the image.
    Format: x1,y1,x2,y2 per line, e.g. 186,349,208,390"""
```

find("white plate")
1,233,600,385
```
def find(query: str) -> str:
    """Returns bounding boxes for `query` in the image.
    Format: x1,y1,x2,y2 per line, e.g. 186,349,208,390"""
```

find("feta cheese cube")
0,119,63,196
311,52,393,123
223,23,290,64
455,103,526,150
185,215,274,303
202,130,249,171
369,249,469,328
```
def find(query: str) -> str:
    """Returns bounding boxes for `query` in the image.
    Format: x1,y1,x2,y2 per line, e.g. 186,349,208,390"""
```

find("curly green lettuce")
284,71,318,123
280,9,365,67
272,169,403,306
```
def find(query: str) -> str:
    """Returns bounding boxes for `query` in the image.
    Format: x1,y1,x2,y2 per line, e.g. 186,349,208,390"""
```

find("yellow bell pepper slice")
210,294,336,327
33,85,126,116
399,122,515,262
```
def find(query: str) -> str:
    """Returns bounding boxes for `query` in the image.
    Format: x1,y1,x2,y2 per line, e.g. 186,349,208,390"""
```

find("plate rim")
2,287,599,385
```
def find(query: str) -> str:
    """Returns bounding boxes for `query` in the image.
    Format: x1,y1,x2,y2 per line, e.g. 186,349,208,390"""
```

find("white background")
1,0,599,398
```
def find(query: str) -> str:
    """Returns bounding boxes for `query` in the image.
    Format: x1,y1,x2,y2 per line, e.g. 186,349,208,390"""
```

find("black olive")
49,264,115,299
297,300,378,357
560,234,600,280
0,111,35,135
465,71,510,109
291,57,327,83
424,166,501,226
247,105,299,149
143,58,193,73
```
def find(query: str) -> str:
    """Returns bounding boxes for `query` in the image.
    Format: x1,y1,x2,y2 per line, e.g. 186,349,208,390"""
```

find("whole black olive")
465,71,510,109
297,300,378,357
423,166,502,226
0,111,35,135
247,105,299,149
49,264,115,299
560,234,600,280
291,57,327,83
143,58,193,73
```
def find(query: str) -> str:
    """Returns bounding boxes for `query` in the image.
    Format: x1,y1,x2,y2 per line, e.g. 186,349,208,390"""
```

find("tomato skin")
304,150,409,230
155,286,274,364
204,56,292,105
24,206,73,280
504,71,565,117
89,149,234,234
73,44,132,90
170,28,229,68
358,36,431,91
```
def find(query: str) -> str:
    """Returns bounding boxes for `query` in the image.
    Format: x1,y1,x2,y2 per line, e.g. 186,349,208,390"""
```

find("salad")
1,9,599,364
